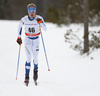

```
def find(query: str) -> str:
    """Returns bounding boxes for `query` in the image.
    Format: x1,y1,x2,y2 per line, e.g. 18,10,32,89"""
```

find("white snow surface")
0,20,100,96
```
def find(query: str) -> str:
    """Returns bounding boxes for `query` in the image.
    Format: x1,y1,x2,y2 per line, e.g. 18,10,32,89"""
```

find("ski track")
0,20,100,96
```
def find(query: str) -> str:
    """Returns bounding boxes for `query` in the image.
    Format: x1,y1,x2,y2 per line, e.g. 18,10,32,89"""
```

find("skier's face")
28,6,36,18
28,11,36,18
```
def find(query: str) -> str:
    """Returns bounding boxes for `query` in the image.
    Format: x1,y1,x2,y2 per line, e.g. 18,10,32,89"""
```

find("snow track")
0,21,100,96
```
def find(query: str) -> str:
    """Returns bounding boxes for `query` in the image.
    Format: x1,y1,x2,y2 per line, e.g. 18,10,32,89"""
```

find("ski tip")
26,83,28,86
16,78,17,80
48,69,50,71
35,82,37,86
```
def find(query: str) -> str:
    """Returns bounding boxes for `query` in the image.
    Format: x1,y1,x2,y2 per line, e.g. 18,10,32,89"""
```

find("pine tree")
83,0,89,53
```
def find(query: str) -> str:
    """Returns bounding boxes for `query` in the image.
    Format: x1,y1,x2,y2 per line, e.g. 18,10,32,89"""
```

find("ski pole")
16,45,21,80
41,32,50,71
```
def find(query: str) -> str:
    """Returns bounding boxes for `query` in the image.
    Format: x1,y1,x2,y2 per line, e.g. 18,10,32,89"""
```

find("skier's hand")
16,37,22,45
37,18,43,24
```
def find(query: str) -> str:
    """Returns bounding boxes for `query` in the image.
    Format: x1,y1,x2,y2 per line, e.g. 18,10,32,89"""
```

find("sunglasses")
28,6,36,13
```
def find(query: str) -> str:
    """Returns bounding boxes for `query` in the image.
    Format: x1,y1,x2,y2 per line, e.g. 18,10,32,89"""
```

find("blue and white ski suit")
17,15,47,75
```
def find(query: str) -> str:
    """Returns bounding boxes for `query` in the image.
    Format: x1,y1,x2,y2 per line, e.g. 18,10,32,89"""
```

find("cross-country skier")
16,3,47,86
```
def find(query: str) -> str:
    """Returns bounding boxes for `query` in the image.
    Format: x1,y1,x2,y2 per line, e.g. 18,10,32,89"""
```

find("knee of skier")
25,62,31,69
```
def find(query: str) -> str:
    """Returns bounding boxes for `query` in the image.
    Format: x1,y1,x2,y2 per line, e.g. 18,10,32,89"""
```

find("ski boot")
24,75,29,86
33,68,38,85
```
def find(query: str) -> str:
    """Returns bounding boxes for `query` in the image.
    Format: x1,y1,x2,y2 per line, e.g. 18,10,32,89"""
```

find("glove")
16,37,22,45
37,18,43,23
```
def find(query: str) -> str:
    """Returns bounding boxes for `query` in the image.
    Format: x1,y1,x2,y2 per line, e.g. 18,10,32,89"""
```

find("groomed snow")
0,20,100,96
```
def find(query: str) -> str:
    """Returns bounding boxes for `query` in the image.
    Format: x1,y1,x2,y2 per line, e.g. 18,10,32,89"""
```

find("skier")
16,3,47,86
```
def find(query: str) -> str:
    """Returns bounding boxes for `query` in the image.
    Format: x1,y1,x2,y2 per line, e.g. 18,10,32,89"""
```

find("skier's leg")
32,39,39,81
24,37,32,82
32,38,39,66
25,62,31,76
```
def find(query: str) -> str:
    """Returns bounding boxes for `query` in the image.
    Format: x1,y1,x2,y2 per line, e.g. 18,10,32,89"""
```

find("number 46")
28,27,35,33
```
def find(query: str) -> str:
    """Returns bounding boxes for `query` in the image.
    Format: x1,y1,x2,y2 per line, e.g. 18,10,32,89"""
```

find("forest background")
0,0,100,25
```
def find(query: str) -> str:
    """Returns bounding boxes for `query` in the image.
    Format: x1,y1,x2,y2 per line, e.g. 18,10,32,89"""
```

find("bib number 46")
28,27,35,33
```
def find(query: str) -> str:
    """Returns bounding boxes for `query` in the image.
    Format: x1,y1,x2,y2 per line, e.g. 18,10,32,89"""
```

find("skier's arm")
37,16,47,31
40,22,47,31
16,19,24,45
17,20,24,37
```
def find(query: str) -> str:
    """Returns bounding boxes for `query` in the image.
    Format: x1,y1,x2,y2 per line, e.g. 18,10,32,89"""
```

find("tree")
35,0,48,20
0,0,12,19
83,0,89,53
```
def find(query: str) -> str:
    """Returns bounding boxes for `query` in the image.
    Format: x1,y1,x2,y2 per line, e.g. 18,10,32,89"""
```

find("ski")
34,80,37,86
25,82,29,86
33,69,38,86
24,75,29,87
24,81,29,87
24,80,37,86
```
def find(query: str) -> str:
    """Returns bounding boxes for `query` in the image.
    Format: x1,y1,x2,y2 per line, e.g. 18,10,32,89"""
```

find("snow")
0,20,100,96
